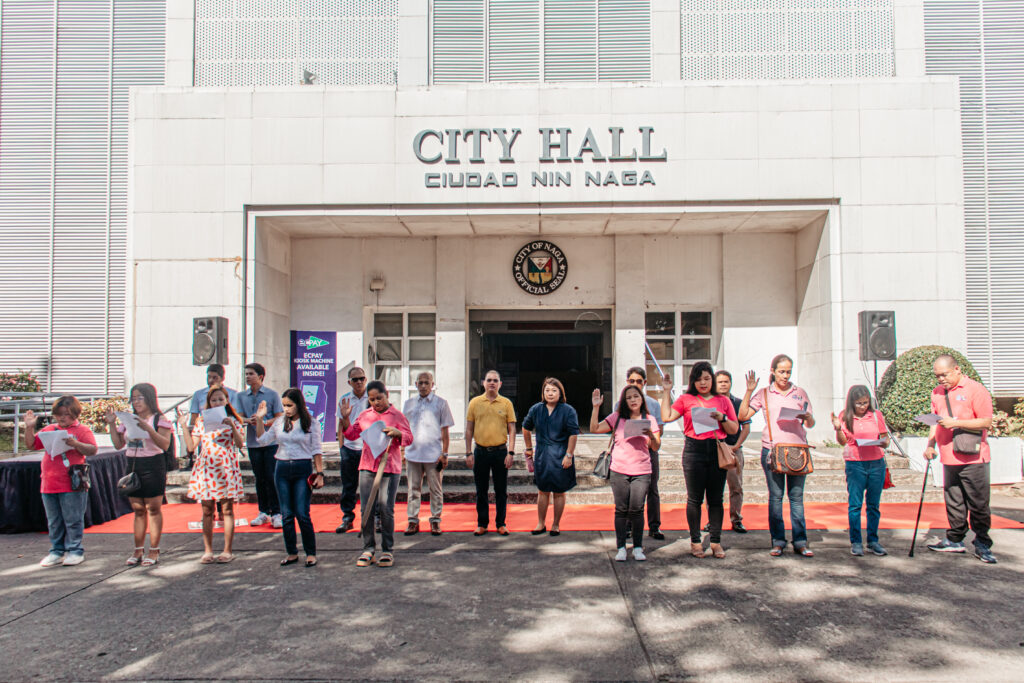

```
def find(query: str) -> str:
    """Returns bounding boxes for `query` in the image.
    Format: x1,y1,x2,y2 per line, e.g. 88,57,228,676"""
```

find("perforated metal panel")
196,0,400,86
925,0,1024,395
681,0,895,80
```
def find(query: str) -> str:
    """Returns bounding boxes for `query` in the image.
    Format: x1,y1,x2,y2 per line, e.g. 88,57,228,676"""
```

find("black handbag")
591,428,616,480
117,454,142,497
943,390,983,455
62,453,91,492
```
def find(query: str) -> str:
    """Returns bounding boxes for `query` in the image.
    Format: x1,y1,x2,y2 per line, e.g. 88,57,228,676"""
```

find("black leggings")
682,437,728,543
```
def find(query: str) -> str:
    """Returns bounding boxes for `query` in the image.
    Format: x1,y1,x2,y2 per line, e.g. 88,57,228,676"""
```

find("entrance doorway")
468,310,612,429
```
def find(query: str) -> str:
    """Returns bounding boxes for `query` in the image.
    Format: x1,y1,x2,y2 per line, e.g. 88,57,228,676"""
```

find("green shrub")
877,345,991,436
0,370,41,394
80,396,129,432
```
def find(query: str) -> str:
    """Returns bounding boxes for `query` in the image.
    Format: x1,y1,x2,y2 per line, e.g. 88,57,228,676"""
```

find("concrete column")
398,0,429,87
165,0,195,86
436,237,467,428
613,235,645,396
651,0,681,81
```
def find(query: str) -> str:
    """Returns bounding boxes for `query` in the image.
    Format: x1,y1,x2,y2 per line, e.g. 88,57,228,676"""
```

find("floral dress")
187,416,244,501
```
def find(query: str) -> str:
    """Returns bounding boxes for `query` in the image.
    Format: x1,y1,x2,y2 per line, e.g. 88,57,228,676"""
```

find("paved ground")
2,497,1024,682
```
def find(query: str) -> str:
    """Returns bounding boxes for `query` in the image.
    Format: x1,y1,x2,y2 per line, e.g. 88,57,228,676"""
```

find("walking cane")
360,442,392,540
908,458,933,557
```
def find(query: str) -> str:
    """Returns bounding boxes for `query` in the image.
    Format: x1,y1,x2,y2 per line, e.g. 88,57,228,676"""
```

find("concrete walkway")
1,497,1023,682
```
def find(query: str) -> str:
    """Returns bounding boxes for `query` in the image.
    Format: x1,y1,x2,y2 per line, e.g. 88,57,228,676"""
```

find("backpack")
153,414,177,471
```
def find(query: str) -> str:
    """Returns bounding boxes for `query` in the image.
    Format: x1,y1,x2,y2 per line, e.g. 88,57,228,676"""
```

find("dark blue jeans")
249,445,280,516
274,459,315,557
761,448,807,547
339,446,361,522
845,458,885,544
41,491,88,556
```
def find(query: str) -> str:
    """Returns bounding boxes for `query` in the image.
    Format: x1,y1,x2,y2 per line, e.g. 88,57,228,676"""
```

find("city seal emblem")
513,241,568,295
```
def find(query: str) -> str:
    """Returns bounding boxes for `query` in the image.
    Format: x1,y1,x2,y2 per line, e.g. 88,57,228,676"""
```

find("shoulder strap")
761,389,773,442
943,388,955,418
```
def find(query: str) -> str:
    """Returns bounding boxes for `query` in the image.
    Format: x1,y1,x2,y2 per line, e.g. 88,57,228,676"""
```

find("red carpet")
83,502,1024,534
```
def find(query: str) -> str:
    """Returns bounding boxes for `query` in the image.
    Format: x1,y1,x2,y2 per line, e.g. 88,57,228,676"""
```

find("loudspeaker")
193,316,229,365
858,310,896,361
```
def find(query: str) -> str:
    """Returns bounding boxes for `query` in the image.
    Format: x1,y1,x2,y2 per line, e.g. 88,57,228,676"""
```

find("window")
644,311,713,399
372,312,436,405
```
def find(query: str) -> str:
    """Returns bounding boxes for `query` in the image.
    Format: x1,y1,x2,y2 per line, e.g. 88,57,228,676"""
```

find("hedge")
877,345,991,436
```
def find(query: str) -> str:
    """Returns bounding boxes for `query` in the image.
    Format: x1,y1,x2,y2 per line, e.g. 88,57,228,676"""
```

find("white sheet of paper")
777,406,807,421
855,438,885,447
201,406,227,429
38,430,72,457
915,413,942,426
624,419,650,438
116,411,149,440
690,406,719,435
361,420,391,458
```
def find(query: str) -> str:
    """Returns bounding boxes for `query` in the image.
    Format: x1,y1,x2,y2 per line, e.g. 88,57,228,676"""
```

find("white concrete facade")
130,78,965,437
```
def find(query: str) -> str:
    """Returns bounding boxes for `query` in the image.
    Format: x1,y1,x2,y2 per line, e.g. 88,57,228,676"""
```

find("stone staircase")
166,436,942,505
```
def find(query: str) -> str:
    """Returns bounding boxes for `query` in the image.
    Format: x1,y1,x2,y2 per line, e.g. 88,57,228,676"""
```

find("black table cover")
0,449,133,533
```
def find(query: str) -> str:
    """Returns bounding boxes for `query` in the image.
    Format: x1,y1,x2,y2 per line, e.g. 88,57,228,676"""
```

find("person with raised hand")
590,385,661,562
738,354,816,557
23,396,97,568
178,385,245,564
660,362,739,559
254,388,325,567
106,383,173,567
522,378,579,537
830,385,890,557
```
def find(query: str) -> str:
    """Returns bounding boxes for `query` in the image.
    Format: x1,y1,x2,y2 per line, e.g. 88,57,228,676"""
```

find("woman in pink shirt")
738,354,816,557
660,361,739,559
590,384,661,562
830,385,889,557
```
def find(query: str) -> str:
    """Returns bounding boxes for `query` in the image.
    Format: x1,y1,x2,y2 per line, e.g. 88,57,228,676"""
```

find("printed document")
38,430,72,457
690,407,719,435
116,411,149,440
362,420,391,458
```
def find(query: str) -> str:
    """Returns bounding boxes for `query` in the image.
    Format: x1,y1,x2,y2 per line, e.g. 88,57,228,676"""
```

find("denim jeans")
845,458,885,545
249,445,280,516
274,459,315,557
761,448,807,547
41,491,88,556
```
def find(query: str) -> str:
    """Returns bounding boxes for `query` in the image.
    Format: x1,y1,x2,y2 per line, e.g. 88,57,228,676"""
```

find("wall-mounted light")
369,275,386,292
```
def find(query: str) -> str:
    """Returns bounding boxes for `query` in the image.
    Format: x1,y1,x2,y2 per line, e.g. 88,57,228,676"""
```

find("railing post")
13,402,20,455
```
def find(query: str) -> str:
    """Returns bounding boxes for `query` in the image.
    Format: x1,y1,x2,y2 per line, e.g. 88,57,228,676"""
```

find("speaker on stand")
193,316,229,366
858,310,897,392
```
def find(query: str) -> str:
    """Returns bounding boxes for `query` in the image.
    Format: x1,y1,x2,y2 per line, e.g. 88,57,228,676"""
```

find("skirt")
128,455,167,499
533,444,577,494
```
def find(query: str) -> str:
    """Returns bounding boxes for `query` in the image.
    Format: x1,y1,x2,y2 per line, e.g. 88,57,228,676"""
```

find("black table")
0,449,133,533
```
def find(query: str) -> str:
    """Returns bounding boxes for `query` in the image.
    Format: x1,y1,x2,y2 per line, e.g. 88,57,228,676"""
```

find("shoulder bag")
872,411,895,490
591,422,616,481
763,390,814,476
154,414,177,471
61,451,91,492
699,396,737,470
943,389,983,455
117,450,142,497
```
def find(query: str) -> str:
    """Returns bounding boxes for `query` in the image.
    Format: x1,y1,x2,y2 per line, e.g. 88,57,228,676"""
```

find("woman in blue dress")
522,377,579,536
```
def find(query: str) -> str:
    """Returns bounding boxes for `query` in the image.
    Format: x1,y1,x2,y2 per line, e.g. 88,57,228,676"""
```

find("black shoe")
732,522,748,534
648,530,665,541
974,543,997,564
701,523,711,533
335,519,353,534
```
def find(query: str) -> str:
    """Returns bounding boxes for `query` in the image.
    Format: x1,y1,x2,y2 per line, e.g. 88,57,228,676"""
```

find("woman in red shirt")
660,361,739,558
830,385,890,557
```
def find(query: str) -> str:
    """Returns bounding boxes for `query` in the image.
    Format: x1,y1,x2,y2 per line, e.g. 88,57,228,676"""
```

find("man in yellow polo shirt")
465,370,517,536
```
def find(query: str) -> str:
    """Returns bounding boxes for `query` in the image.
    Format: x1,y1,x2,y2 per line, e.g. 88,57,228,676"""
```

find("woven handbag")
763,390,813,476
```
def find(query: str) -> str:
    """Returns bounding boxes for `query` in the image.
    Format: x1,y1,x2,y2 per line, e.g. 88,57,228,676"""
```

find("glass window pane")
680,312,712,336
374,313,403,337
408,313,436,337
646,339,674,362
645,363,671,394
682,338,711,360
645,312,675,336
409,339,435,361
375,339,402,361
409,365,434,385
374,365,402,385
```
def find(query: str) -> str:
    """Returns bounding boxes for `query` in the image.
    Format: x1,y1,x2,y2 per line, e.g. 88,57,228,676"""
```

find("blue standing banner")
290,330,337,442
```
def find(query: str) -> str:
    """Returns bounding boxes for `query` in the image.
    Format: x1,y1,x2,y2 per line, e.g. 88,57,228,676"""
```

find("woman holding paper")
178,385,245,563
22,396,98,567
106,383,173,567
254,388,325,567
590,384,661,561
522,378,580,537
660,361,739,559
737,354,816,557
830,385,890,557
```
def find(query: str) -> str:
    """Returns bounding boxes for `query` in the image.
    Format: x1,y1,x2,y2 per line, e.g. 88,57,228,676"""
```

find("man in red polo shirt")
923,354,996,564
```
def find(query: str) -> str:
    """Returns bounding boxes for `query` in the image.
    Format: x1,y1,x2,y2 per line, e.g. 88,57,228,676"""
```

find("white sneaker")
271,514,283,529
632,547,647,562
251,513,270,526
40,552,65,567
614,547,628,562
62,554,85,566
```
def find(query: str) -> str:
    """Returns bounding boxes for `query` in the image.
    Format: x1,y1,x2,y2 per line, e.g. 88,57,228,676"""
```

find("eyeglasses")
484,379,500,383
415,381,431,386
626,378,645,385
350,377,367,382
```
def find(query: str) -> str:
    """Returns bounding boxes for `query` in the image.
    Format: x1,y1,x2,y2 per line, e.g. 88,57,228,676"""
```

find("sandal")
125,547,145,566
377,552,394,567
795,546,815,557
141,548,160,566
199,553,216,564
280,556,299,566
356,551,374,567
497,526,510,536
690,542,705,558
710,543,726,559
769,546,784,557
473,527,487,536
215,553,235,564
305,556,318,567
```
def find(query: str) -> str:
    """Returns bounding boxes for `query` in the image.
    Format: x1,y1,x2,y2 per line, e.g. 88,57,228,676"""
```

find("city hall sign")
413,126,667,190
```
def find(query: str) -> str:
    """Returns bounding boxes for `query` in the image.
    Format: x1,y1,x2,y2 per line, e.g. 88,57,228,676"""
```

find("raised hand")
661,373,673,392
338,397,352,419
104,408,117,425
23,409,36,428
176,408,189,429
591,388,603,407
830,412,842,430
255,400,268,419
745,370,759,393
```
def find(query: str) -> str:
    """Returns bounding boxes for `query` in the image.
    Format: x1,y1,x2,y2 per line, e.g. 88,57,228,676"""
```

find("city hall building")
2,1,1023,434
